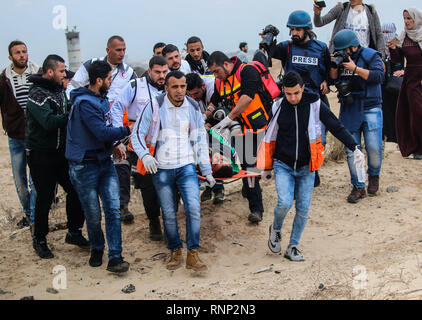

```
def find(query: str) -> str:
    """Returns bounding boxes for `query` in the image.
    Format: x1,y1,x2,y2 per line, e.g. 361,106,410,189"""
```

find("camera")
335,78,354,105
260,24,280,49
331,49,350,68
212,106,243,136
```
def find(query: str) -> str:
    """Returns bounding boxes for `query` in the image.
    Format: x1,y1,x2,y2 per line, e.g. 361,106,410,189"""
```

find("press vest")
282,39,328,95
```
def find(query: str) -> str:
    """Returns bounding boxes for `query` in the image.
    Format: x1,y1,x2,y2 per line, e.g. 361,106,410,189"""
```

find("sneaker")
268,224,281,253
65,231,90,248
248,211,263,223
149,218,163,241
186,249,208,271
413,154,422,160
89,249,103,267
347,186,367,204
17,216,30,229
106,256,130,273
213,189,225,204
200,187,212,202
284,246,305,261
120,204,134,224
314,170,320,187
33,238,54,259
367,175,379,196
167,248,183,270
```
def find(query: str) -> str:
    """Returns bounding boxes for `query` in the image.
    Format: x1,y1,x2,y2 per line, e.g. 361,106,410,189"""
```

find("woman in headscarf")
388,8,422,159
381,22,404,143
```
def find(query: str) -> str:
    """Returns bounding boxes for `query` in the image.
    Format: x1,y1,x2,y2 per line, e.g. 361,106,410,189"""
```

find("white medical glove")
212,116,232,132
142,154,159,174
205,174,216,188
353,146,366,182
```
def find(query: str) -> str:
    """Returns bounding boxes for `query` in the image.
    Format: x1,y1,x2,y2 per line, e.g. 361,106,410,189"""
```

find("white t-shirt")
155,96,195,169
345,7,370,48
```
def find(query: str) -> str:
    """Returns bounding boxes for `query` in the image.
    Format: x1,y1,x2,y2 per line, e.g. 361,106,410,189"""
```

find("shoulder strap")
130,79,138,105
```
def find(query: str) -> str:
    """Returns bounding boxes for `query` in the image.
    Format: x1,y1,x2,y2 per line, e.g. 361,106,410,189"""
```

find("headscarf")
398,7,422,50
382,22,398,57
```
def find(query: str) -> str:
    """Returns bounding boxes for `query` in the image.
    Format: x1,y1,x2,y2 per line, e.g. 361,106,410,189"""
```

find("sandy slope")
1,61,422,300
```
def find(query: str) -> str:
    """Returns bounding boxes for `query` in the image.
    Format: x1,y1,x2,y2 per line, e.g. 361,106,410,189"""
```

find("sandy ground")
1,61,422,300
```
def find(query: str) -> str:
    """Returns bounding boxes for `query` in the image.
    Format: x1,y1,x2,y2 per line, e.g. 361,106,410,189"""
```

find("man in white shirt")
66,35,137,221
162,44,191,74
111,56,168,239
131,71,215,272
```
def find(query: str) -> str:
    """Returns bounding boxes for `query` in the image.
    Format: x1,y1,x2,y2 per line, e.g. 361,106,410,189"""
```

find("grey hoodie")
314,2,385,57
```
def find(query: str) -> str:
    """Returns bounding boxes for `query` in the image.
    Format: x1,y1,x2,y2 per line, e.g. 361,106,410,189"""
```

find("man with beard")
110,56,168,239
260,11,332,187
66,35,137,221
66,60,132,273
131,71,214,271
26,55,88,259
162,44,191,74
0,40,40,229
185,36,211,75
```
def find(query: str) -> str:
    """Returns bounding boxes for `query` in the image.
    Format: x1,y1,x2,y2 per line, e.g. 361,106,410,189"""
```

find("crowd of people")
0,1,421,273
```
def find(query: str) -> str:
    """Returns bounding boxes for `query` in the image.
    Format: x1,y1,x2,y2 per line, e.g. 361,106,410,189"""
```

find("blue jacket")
337,47,384,132
66,87,130,163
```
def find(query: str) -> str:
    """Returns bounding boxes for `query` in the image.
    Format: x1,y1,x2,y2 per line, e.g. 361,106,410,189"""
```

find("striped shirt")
11,69,31,110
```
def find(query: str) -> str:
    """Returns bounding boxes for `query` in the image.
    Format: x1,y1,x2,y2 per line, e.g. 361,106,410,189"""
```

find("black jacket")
274,92,358,169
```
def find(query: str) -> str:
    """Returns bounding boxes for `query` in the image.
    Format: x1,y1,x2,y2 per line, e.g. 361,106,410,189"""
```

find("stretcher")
198,169,261,184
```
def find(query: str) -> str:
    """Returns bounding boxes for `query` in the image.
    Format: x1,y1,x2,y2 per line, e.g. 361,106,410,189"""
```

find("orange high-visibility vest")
215,60,270,135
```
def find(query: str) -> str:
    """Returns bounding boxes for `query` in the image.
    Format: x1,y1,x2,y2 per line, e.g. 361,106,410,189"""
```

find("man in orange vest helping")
207,51,275,224
258,72,362,261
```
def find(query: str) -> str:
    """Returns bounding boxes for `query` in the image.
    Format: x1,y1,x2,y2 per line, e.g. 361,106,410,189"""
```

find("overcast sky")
1,0,420,69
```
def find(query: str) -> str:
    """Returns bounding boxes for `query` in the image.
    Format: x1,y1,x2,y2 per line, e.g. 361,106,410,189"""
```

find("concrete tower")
65,26,82,72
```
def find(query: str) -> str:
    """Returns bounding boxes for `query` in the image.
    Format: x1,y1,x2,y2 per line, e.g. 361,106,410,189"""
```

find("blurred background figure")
388,8,422,159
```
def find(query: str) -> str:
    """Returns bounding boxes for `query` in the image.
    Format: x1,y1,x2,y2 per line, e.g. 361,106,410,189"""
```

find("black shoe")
149,218,163,241
213,189,225,204
314,170,320,188
17,216,30,229
248,211,263,223
89,249,103,267
106,256,130,273
200,187,212,202
33,238,54,259
120,204,134,224
65,231,90,248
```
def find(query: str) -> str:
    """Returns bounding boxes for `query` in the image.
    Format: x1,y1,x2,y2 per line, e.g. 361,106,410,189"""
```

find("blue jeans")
345,107,383,189
69,158,122,259
152,164,201,250
273,160,315,247
8,138,36,224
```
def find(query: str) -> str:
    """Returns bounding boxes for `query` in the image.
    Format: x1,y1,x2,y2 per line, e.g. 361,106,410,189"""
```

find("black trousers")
27,149,85,240
117,150,160,220
235,132,264,213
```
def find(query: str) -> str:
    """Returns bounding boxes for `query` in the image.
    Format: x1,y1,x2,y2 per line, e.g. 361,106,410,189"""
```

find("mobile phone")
315,1,327,8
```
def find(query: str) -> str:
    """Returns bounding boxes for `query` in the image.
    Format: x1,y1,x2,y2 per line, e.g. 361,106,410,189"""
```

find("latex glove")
353,147,366,182
212,116,232,132
205,174,216,188
142,154,159,174
261,170,272,181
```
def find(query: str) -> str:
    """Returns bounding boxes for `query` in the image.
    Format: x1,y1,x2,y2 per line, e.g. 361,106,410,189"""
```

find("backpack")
215,60,281,100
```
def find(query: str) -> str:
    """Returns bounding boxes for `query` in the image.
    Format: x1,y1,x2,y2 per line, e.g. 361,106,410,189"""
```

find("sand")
1,60,422,300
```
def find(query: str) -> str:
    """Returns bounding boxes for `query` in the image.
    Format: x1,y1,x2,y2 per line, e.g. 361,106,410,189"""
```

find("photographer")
329,29,384,203
259,11,332,187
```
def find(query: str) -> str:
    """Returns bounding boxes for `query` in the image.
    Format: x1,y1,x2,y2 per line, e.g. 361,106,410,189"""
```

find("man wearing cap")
329,29,384,203
260,10,332,186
